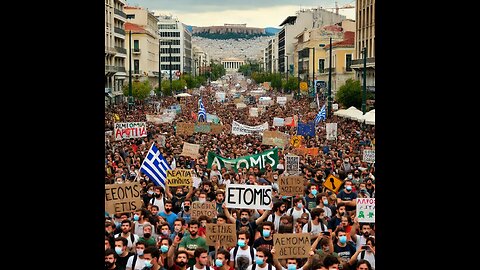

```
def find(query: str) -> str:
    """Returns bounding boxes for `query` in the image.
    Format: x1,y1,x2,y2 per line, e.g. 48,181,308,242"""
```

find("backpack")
289,207,307,216
115,233,135,247
360,250,375,260
233,245,255,268
306,221,327,233
132,254,138,270
190,265,211,270
252,263,272,270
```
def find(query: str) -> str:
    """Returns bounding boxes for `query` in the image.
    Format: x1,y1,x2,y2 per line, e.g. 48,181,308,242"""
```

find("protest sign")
176,122,194,136
292,147,319,156
181,142,200,158
326,123,338,140
273,233,311,259
114,122,147,141
210,124,223,134
231,121,269,135
195,123,211,133
356,198,375,223
277,96,287,106
191,201,218,219
206,224,237,247
249,108,259,117
290,135,303,148
322,174,343,194
363,150,375,163
278,176,304,196
207,148,278,173
105,183,143,214
273,117,284,127
226,184,272,210
262,131,289,148
166,169,193,187
285,155,300,175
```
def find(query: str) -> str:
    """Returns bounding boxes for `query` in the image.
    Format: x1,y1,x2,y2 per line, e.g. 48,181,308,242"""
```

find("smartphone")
178,232,183,239
322,231,331,236
361,245,370,250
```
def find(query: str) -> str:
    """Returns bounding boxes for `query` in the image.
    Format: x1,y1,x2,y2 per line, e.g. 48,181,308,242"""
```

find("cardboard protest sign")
273,233,311,259
206,224,237,247
285,155,300,175
210,124,223,134
207,148,278,173
356,198,375,223
195,123,211,133
322,174,343,194
292,147,319,156
326,123,338,140
226,184,272,210
262,131,289,148
277,97,287,105
191,201,218,219
363,150,375,163
114,122,147,141
176,122,194,136
166,169,193,187
249,108,259,117
181,142,200,158
278,176,304,196
236,103,247,109
105,183,143,214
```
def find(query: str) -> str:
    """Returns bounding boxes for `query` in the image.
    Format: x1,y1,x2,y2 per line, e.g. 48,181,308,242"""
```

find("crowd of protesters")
105,75,375,270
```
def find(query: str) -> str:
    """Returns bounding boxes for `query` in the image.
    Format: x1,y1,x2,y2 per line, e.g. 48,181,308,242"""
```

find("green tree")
270,73,283,90
336,79,363,108
182,74,196,89
209,62,226,81
122,80,152,100
282,77,299,93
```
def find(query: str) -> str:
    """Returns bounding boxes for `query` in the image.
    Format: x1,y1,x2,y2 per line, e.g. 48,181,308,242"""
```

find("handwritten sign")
210,124,223,135
166,169,193,187
285,155,300,175
114,122,147,141
206,224,237,247
363,150,375,163
226,184,272,210
278,176,304,196
262,131,289,148
195,123,211,133
176,122,194,136
326,123,337,140
181,143,200,159
191,201,218,219
356,198,375,223
273,233,311,259
105,183,143,214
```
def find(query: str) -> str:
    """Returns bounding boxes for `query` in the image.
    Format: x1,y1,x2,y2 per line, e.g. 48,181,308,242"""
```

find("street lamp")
128,30,132,110
168,40,173,96
327,37,333,117
361,46,367,114
158,38,161,97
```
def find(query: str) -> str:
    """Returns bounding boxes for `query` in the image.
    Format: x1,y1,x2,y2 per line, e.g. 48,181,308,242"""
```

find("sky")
124,0,356,28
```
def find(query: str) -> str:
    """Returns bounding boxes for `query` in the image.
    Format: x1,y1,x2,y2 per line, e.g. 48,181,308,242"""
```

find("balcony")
105,46,116,55
114,27,125,36
343,67,354,73
114,8,126,18
105,65,118,75
133,48,141,54
115,46,127,54
351,57,375,66
117,66,126,73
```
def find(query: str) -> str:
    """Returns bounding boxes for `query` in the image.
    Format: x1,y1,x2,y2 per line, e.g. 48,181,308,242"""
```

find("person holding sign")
270,247,315,270
223,204,271,247
285,197,311,227
245,247,273,270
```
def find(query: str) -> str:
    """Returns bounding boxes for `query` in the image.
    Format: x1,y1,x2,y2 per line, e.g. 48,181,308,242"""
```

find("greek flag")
140,143,171,188
198,98,206,122
314,105,326,126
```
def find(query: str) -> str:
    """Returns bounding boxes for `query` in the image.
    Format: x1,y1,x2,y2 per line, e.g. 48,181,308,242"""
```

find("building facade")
124,6,160,89
221,58,245,74
154,13,192,78
264,36,278,73
192,45,210,77
105,0,127,106
351,0,375,93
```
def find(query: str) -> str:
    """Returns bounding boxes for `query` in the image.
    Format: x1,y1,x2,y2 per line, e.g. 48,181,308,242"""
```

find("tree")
181,74,197,89
122,79,152,100
270,73,283,90
160,79,187,96
282,77,299,93
335,79,363,108
209,62,226,81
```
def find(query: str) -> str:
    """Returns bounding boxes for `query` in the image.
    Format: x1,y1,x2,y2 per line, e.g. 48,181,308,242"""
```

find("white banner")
236,103,247,109
114,122,147,141
363,150,375,163
226,184,272,210
356,198,375,223
231,121,269,135
273,117,284,127
277,97,287,106
285,155,300,175
326,123,338,140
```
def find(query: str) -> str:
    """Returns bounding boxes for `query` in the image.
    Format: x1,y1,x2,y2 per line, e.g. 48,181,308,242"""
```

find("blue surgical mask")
287,264,297,270
323,199,329,205
215,259,223,267
282,196,288,199
255,257,264,265
339,235,347,244
237,239,246,247
348,175,353,179
115,247,123,255
136,249,144,256
345,185,352,191
161,245,169,253
297,203,303,208
262,230,271,238
311,189,318,196
133,214,139,221
144,260,152,268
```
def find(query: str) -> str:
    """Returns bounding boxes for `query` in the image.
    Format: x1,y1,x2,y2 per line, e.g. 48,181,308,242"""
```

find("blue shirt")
159,212,178,230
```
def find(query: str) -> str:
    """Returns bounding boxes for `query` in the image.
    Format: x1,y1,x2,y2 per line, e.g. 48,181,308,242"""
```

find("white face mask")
198,198,206,203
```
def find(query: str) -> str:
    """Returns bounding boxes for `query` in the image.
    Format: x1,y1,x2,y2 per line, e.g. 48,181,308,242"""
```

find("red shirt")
214,267,234,270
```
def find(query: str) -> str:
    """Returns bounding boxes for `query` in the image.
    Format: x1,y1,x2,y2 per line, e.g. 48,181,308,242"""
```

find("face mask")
147,190,154,195
237,239,246,247
183,206,190,212
161,245,169,253
262,230,271,238
323,199,329,205
133,214,139,221
144,260,153,268
136,249,144,256
339,235,347,244
154,193,161,198
297,203,303,208
241,217,248,223
323,247,330,252
215,259,224,267
311,189,318,196
115,247,123,255
177,192,184,197
255,257,264,265
105,261,114,268
198,198,206,203
162,230,169,236
348,175,353,179
345,185,352,191
287,264,297,270
144,233,151,239
176,261,187,267
165,208,172,213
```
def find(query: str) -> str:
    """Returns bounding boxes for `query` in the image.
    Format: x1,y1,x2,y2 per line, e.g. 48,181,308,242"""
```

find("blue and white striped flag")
314,105,326,126
198,98,206,122
140,143,171,188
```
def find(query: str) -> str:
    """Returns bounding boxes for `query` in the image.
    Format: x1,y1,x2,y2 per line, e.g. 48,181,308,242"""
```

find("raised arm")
255,203,272,225
270,247,284,270
185,185,195,200
222,203,237,224
350,217,359,243
165,185,173,199
302,250,315,270
167,235,182,267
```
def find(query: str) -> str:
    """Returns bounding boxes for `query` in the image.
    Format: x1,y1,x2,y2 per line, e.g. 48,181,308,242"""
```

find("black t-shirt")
116,252,134,269
334,243,356,262
171,194,186,214
252,237,273,250
236,220,258,246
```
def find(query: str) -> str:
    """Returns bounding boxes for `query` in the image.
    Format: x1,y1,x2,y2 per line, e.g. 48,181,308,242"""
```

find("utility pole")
128,30,132,110
169,41,173,96
312,47,315,98
327,37,333,117
158,38,161,97
362,46,367,114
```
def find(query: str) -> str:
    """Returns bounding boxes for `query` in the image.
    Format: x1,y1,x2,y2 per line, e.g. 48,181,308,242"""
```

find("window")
161,40,180,45
134,60,139,74
133,40,139,51
126,14,135,19
161,48,180,54
318,59,325,73
346,54,352,71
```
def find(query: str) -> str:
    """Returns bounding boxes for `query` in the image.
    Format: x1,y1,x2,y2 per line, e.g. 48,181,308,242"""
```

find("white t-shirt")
149,196,165,213
281,267,304,270
114,232,140,251
126,254,146,270
320,205,332,218
302,221,328,235
192,265,209,270
358,250,375,270
230,246,257,269
133,221,151,238
246,263,272,270
285,207,311,224
266,213,284,231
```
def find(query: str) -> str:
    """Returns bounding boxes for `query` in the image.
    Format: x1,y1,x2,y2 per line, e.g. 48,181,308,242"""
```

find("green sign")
207,148,278,173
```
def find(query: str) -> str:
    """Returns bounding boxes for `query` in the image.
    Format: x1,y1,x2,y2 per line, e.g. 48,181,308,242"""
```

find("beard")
190,231,197,237
175,261,187,267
